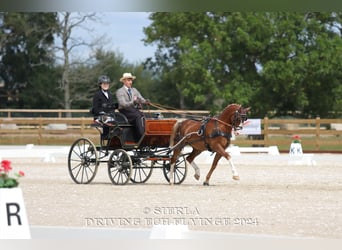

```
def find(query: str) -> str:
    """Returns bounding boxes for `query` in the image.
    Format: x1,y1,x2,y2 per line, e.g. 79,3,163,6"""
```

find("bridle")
231,109,248,130
212,108,248,131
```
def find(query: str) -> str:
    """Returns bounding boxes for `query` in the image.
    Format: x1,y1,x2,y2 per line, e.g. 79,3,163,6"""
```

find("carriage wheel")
163,155,187,184
108,149,133,185
68,138,99,184
130,160,153,184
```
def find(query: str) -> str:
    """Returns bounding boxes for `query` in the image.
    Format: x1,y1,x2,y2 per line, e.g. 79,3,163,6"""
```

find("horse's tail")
169,120,182,147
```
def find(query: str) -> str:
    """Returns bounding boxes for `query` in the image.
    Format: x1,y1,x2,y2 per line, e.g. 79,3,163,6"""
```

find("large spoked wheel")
163,155,187,184
108,149,133,185
68,138,99,184
130,159,153,184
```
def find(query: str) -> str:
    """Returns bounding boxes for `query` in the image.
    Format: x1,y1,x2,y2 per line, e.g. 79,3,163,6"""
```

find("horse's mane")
219,103,241,115
225,103,241,109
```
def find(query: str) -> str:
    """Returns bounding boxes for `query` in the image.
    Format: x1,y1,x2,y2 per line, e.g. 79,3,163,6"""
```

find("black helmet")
98,75,111,85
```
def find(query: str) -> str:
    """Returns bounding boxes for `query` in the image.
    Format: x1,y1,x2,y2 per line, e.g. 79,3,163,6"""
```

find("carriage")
67,111,188,185
68,103,250,186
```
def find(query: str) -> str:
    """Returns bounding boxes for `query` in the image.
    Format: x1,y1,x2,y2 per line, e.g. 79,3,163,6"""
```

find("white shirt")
102,90,109,99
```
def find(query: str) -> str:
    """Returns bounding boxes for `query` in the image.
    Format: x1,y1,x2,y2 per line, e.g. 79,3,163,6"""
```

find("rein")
148,102,207,120
149,102,244,131
211,117,232,128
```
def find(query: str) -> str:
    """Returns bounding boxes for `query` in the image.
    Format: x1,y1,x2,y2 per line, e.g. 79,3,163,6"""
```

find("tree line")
1,12,341,118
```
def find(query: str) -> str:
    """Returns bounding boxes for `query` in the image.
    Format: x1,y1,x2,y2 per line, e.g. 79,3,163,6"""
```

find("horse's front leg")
228,158,240,180
210,145,240,183
203,153,221,186
221,150,239,180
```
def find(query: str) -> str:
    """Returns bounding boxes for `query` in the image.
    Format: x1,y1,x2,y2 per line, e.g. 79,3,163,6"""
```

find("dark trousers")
119,107,145,139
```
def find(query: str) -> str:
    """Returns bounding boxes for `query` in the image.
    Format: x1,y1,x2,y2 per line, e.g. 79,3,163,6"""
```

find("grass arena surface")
6,148,342,239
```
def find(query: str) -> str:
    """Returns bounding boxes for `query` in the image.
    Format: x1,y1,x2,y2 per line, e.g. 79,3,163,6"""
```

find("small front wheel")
108,149,133,185
163,155,187,184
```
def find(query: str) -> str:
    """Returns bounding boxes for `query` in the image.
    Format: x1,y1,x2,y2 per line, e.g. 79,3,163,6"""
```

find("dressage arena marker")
288,142,316,166
0,188,31,239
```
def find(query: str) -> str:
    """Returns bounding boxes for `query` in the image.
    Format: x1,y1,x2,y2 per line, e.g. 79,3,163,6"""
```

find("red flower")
1,160,12,172
0,159,25,188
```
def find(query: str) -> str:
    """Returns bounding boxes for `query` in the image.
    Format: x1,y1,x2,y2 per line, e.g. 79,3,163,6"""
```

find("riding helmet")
98,75,111,85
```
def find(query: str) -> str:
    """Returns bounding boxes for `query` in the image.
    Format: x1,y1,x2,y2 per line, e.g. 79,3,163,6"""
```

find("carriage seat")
91,112,131,126
90,102,131,128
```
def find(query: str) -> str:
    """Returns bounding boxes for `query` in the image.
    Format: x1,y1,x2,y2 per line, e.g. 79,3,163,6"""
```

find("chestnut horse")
169,104,250,185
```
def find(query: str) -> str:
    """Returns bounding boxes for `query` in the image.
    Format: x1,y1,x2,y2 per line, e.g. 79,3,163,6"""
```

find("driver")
116,72,150,140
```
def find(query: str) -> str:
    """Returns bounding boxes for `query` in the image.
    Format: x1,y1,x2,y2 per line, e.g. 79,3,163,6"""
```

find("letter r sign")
0,189,31,239
6,203,22,226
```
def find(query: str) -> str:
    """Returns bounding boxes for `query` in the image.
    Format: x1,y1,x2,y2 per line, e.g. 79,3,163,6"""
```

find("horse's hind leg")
169,145,185,185
186,149,202,180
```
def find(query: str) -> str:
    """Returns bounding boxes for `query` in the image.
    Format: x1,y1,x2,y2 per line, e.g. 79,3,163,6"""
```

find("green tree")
0,12,59,109
68,48,154,110
144,13,226,111
144,12,342,117
256,12,342,118
69,48,127,109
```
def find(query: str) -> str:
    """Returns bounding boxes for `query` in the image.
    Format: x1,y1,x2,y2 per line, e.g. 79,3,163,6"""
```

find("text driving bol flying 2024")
84,206,259,227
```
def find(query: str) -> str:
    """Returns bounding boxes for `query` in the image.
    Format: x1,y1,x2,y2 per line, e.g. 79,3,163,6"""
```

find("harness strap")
208,130,232,139
171,117,232,153
198,117,211,136
198,118,231,151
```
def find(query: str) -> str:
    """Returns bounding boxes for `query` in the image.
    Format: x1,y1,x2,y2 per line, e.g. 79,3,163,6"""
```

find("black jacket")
92,89,116,116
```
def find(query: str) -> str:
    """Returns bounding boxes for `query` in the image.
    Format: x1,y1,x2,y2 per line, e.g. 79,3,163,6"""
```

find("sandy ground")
7,151,342,239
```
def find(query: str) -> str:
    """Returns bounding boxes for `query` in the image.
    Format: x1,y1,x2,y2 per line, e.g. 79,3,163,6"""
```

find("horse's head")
220,104,251,130
232,105,251,130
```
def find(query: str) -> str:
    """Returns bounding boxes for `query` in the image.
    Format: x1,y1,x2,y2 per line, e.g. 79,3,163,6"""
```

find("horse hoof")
203,182,209,186
194,174,200,180
232,175,240,181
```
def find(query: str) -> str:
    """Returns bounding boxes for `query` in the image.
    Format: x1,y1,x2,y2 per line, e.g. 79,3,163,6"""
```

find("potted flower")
0,160,30,239
292,135,301,144
289,135,303,155
0,160,25,188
